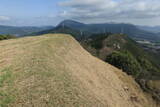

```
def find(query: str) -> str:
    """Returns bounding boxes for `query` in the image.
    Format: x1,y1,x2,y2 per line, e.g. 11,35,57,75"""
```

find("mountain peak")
58,20,86,28
59,19,84,24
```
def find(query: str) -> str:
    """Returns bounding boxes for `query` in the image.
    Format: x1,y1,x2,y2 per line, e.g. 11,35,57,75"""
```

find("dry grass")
0,34,157,107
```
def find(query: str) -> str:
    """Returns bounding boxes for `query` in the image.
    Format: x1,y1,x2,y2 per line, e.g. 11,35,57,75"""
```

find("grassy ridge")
0,34,155,106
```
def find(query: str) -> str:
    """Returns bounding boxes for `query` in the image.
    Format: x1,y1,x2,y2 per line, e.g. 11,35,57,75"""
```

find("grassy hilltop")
0,34,157,107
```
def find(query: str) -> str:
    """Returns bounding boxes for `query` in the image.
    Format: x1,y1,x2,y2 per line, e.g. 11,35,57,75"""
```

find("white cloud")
58,0,160,24
0,16,10,21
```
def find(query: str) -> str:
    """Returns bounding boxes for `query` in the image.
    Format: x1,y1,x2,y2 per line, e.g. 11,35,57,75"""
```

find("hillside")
0,34,157,107
82,33,160,101
83,33,160,74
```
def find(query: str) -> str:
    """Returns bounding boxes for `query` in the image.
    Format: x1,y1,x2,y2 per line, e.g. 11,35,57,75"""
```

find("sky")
0,0,160,26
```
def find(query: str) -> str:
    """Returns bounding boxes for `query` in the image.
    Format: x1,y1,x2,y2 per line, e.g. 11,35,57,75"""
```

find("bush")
105,51,142,77
0,35,15,40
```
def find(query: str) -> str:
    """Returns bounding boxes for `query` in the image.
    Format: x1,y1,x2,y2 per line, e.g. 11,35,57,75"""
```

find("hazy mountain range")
0,20,160,41
0,25,54,36
138,25,160,33
32,20,160,42
58,20,160,42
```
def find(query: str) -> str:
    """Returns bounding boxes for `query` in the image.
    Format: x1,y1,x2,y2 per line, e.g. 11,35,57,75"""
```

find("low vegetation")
105,51,142,77
0,35,16,40
0,68,15,107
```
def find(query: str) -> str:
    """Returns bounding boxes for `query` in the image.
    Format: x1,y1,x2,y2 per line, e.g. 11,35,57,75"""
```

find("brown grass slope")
0,34,157,107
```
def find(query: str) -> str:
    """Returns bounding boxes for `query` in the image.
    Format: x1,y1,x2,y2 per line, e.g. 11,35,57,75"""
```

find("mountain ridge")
1,20,160,42
57,20,160,42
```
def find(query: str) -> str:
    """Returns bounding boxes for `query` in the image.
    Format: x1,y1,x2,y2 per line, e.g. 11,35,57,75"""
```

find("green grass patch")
0,68,15,107
0,91,15,107
0,68,12,87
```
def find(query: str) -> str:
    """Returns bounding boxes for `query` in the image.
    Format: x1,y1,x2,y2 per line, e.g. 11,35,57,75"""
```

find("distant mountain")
138,25,160,33
58,20,160,42
59,20,87,29
32,25,91,40
0,25,54,36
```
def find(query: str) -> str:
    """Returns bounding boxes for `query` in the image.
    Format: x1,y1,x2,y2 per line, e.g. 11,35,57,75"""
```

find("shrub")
0,35,15,40
105,51,142,77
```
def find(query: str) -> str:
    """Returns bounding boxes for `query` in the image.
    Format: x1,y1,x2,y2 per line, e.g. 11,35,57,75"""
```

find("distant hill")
0,25,54,36
138,25,160,33
0,34,156,106
58,20,160,42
